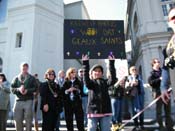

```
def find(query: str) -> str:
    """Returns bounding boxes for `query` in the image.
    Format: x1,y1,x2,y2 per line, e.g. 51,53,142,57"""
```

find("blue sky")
64,0,127,21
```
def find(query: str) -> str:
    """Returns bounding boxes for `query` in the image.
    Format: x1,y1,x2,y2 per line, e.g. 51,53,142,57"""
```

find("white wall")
31,0,64,81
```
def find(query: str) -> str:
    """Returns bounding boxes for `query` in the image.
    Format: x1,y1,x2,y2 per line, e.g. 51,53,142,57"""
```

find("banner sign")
64,19,126,59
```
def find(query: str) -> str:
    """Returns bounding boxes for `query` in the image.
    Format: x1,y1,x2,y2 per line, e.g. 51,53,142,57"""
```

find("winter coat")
148,69,162,95
0,81,10,110
108,84,124,99
83,60,117,114
11,74,37,101
126,75,145,95
62,77,82,106
40,80,62,113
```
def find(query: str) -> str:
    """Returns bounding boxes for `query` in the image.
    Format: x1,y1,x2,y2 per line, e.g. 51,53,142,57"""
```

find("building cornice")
8,2,63,18
138,31,172,43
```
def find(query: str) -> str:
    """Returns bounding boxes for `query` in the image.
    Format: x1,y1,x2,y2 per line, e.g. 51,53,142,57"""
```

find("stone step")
6,119,161,131
6,126,160,131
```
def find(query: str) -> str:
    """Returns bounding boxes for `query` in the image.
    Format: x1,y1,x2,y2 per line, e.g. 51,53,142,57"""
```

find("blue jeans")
130,94,144,126
131,95,140,113
160,68,169,92
82,96,88,126
111,98,123,124
87,116,111,131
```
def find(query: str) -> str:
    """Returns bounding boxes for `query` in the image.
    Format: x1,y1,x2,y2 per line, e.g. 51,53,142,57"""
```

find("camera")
165,56,175,69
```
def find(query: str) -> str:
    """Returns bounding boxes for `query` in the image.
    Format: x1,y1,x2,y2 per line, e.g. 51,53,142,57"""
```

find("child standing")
82,54,117,131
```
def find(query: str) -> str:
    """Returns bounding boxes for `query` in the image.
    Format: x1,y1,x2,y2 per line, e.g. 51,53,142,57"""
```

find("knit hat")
90,64,103,74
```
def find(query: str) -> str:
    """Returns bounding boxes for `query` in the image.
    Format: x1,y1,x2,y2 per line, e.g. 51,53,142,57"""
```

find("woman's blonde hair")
44,68,56,79
65,67,77,80
58,70,65,77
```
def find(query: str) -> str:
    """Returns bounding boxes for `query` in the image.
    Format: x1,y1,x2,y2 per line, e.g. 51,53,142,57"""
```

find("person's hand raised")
108,55,115,60
82,54,89,61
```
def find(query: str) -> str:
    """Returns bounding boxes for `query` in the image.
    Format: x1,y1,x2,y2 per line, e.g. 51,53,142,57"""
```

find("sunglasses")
169,15,175,21
154,61,160,63
48,73,54,76
131,69,136,71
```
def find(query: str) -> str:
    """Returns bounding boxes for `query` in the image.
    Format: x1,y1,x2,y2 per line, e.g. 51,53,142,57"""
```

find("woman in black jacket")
82,54,117,131
63,67,84,131
40,68,62,131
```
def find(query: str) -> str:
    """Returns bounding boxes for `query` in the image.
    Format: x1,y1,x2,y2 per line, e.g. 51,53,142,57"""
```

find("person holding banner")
82,54,117,131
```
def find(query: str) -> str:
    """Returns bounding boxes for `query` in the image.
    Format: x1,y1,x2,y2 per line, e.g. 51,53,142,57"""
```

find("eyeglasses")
169,15,175,22
132,69,136,71
154,61,160,64
71,71,76,74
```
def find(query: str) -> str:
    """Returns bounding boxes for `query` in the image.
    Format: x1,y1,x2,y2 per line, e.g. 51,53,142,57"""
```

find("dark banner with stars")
64,19,126,59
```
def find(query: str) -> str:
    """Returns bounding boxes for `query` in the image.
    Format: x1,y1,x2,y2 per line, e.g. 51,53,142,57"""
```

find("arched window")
0,58,2,72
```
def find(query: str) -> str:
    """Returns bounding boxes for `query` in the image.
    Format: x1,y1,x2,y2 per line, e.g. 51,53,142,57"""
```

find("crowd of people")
0,54,173,131
1,7,175,131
